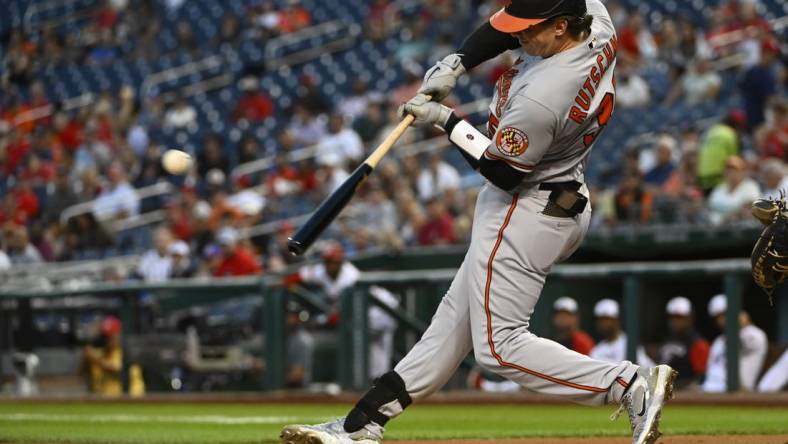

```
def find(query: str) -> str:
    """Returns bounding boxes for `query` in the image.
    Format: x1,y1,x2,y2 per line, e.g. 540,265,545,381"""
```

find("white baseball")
162,149,193,175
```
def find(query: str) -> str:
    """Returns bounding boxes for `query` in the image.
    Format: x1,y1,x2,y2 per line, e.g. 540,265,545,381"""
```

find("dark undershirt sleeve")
444,113,526,191
458,22,520,71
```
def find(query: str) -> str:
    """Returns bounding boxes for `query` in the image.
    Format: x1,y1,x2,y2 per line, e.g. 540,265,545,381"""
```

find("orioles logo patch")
495,127,528,157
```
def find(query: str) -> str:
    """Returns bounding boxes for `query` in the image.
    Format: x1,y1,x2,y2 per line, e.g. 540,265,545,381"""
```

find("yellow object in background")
129,364,146,397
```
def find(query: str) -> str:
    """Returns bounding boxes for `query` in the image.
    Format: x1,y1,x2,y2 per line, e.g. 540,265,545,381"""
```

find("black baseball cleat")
611,364,678,444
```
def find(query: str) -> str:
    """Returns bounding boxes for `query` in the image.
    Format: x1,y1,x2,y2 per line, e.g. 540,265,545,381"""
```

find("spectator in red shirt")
552,297,595,356
278,0,311,34
213,227,263,277
0,195,28,226
12,178,39,220
20,153,55,187
417,197,454,246
4,128,31,175
53,111,83,153
233,77,273,123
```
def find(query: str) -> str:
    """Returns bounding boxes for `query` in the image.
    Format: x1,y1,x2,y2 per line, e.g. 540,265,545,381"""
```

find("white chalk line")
0,413,332,425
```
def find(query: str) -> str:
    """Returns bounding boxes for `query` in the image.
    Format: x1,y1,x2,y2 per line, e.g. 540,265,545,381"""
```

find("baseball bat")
287,112,418,256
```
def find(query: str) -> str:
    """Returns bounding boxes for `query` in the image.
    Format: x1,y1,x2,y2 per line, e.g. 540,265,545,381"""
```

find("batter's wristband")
445,112,489,161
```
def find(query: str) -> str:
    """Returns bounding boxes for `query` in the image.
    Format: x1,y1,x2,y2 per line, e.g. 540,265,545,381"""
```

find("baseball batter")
282,1,676,443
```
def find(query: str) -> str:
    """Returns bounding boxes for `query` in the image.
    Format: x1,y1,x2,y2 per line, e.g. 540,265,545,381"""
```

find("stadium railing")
0,258,753,393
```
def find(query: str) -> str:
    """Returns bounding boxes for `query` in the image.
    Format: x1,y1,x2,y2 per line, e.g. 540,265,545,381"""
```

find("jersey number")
582,92,615,147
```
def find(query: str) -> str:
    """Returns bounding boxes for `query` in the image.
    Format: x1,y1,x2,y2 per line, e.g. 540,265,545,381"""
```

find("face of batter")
510,18,580,58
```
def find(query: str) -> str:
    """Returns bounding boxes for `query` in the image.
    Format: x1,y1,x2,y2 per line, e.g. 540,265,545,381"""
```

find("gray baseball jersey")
384,0,638,422
485,0,617,186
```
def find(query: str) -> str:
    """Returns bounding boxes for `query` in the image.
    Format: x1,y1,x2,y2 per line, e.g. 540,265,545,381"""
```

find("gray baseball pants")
394,183,638,406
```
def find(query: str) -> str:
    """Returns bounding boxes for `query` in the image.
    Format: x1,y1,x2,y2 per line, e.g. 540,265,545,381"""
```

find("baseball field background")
2,397,787,443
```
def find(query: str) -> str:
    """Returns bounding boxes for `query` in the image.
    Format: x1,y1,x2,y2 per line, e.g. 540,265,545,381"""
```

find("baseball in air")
161,149,193,175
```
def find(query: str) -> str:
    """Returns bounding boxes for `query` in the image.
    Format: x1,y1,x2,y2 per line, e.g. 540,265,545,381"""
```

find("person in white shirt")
163,96,197,129
416,151,461,202
757,349,788,393
707,156,761,224
590,299,655,367
702,294,768,392
615,62,650,109
296,242,398,378
136,227,173,282
759,158,788,200
93,163,140,221
317,113,364,166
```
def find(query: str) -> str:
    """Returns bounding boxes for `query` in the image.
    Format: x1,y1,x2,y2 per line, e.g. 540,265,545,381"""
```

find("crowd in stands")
0,0,786,276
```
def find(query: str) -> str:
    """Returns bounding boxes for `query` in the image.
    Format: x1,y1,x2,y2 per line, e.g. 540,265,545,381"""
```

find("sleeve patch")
495,127,529,157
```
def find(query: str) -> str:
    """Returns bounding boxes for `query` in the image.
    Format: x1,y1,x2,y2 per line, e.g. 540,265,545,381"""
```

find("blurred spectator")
4,224,43,264
278,0,311,34
232,77,273,123
759,158,788,199
73,124,112,175
250,1,280,36
216,13,241,46
93,163,140,221
174,20,198,55
614,173,653,224
82,316,122,397
295,75,330,116
755,98,788,160
615,62,651,109
396,20,430,64
214,227,262,277
164,96,197,129
349,183,399,244
740,39,780,131
758,350,788,393
618,14,658,62
418,197,454,246
659,296,709,388
707,156,761,224
338,80,384,121
353,102,387,143
0,247,10,270
9,179,40,221
316,113,364,166
226,176,266,220
286,104,327,148
238,134,262,165
417,151,460,202
136,227,173,282
589,299,654,367
397,191,425,246
316,152,350,193
551,297,595,356
169,240,196,278
698,111,746,191
197,134,230,176
643,135,677,187
702,294,767,392
663,58,721,106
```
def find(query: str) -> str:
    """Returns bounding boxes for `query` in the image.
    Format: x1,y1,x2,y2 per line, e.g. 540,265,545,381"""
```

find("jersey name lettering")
568,35,618,124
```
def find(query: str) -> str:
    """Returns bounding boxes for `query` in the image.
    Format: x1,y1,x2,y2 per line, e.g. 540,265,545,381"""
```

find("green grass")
0,402,785,443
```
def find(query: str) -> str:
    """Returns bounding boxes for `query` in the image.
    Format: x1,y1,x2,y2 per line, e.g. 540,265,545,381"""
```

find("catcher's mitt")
751,194,788,303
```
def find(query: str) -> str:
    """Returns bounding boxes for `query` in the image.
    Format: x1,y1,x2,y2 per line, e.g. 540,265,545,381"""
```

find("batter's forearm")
443,113,525,191
458,22,520,70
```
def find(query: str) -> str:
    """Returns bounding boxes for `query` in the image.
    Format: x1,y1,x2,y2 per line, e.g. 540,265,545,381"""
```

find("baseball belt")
539,181,587,218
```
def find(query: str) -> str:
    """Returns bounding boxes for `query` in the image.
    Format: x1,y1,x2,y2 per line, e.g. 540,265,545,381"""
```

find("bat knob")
287,238,305,256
